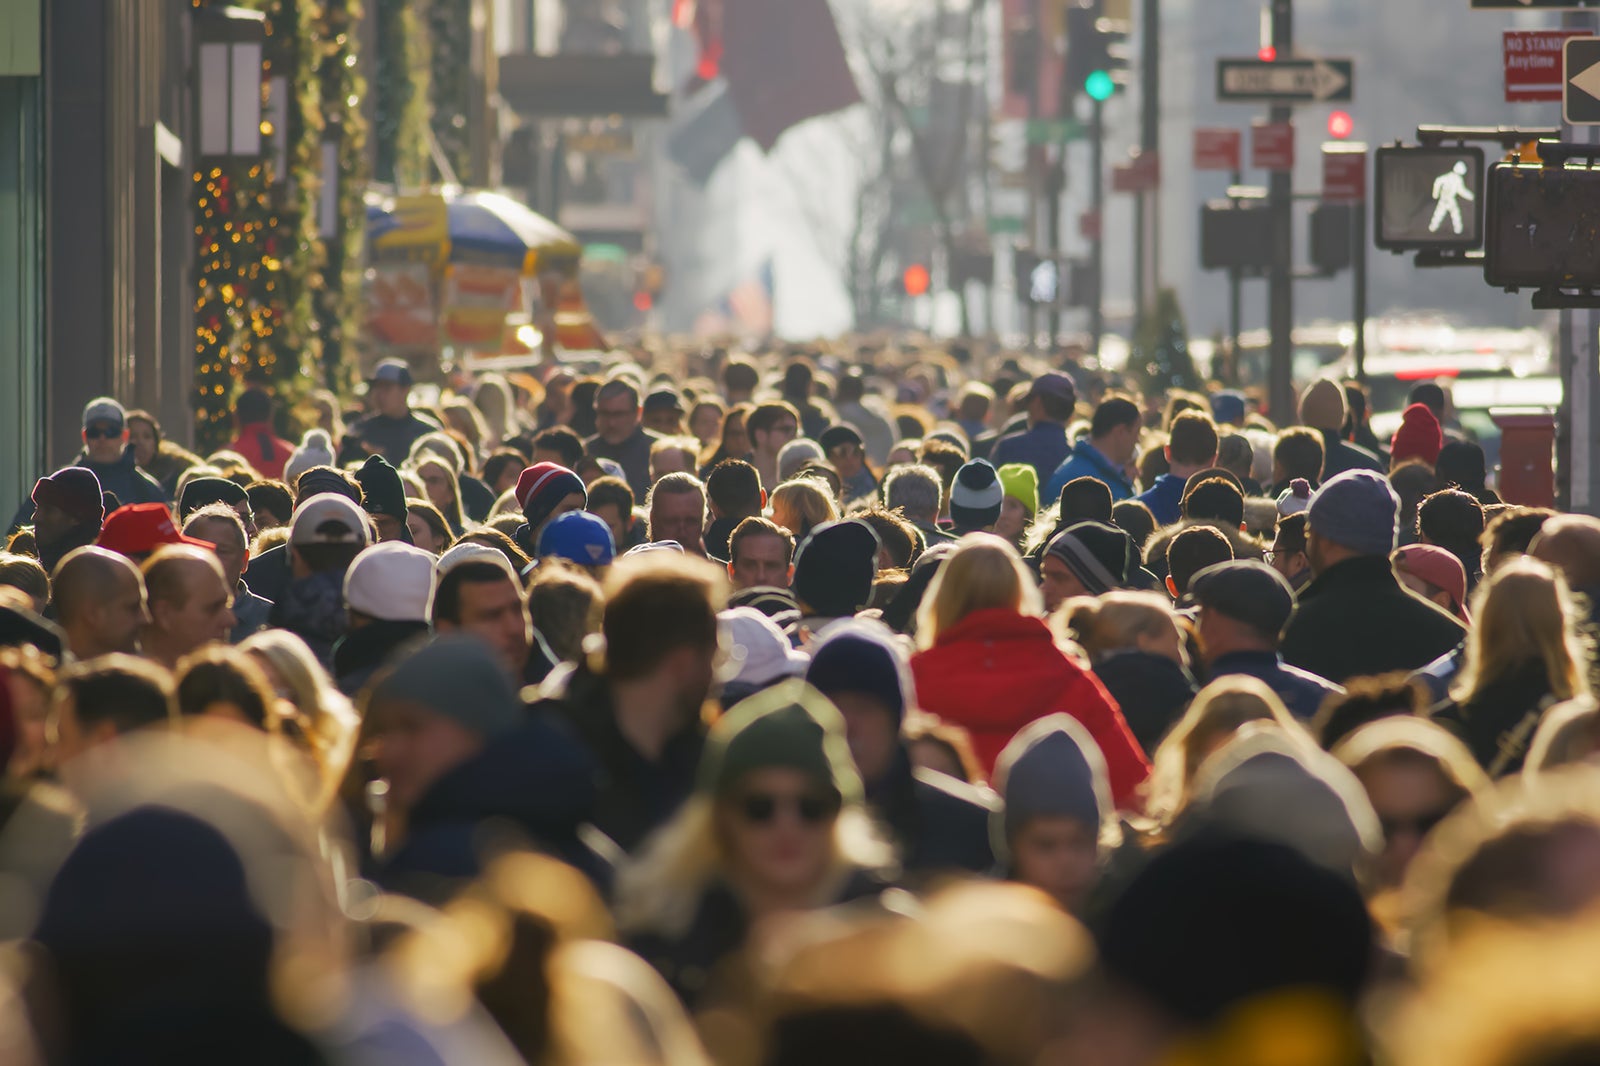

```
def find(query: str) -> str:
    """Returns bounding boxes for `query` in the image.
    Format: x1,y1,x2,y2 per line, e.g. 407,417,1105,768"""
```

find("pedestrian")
703,460,764,560
1190,559,1344,720
617,679,892,1010
539,554,725,853
1298,378,1383,479
1042,395,1141,503
125,409,201,497
1134,411,1219,525
819,425,878,504
270,493,370,665
336,360,440,465
1389,403,1444,470
1057,591,1197,754
367,634,604,903
225,388,295,481
1417,488,1486,592
909,535,1148,804
1434,558,1591,777
404,500,452,554
726,517,794,592
50,547,147,660
432,543,544,682
1269,511,1313,592
1393,544,1470,622
61,397,168,511
183,503,271,643
790,518,881,631
333,541,435,695
586,379,663,500
1280,470,1466,684
806,620,995,876
882,464,953,548
138,544,236,670
26,468,104,574
991,372,1077,483
995,463,1038,547
1038,520,1148,612
947,459,1004,536
991,713,1119,915
647,473,710,556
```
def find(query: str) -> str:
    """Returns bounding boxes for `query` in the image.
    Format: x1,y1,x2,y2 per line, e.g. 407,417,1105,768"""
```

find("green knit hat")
698,678,864,805
998,463,1040,516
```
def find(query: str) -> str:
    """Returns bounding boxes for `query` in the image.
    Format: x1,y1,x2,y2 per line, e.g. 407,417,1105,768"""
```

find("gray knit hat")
991,713,1114,862
371,634,522,738
1306,469,1399,556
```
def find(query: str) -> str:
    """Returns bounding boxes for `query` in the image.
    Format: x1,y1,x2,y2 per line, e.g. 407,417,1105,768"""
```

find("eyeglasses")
735,791,839,826
1379,810,1453,839
84,425,122,440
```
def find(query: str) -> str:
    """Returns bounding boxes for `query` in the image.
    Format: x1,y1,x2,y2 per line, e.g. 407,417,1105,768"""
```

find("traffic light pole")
1091,95,1106,357
1353,195,1367,382
1135,0,1160,322
1266,0,1295,424
1229,167,1242,366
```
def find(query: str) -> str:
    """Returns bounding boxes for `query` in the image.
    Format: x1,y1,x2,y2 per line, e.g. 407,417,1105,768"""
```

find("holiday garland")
428,0,475,183
314,0,371,392
373,0,432,187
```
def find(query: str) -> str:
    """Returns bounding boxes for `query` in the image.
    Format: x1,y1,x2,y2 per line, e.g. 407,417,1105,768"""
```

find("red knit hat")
513,463,586,530
1389,403,1443,467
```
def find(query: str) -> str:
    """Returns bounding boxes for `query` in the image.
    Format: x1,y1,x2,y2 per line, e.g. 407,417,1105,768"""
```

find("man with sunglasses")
61,397,168,513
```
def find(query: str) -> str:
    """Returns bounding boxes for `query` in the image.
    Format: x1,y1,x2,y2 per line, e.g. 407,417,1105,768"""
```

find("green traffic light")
1085,69,1115,102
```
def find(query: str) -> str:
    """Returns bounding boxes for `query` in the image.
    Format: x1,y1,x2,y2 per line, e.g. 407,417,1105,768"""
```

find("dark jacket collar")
333,619,430,679
1298,554,1399,601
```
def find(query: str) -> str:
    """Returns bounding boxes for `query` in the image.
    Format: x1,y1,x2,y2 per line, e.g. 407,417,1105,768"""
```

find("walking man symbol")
1429,161,1474,235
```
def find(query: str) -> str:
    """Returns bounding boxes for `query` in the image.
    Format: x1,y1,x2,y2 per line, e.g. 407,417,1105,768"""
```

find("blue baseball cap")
536,510,616,568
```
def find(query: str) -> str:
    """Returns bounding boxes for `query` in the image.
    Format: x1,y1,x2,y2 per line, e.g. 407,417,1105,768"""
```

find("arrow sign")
1568,38,1600,123
1216,58,1354,103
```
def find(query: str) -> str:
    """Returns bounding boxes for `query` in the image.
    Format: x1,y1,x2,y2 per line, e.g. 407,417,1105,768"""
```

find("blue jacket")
991,422,1070,484
1044,438,1135,504
1135,473,1188,526
1208,649,1345,720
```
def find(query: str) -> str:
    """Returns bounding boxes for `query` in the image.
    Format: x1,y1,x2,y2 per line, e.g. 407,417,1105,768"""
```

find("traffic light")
1065,2,1128,101
1327,110,1354,140
1201,201,1273,273
1310,204,1354,275
903,263,931,297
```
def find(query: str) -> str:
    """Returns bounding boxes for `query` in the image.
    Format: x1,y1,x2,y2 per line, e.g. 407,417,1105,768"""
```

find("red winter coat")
228,422,296,481
910,607,1150,808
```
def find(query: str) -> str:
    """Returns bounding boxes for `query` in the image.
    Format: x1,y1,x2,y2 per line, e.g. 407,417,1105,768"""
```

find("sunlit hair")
615,795,894,941
1450,557,1591,707
1142,675,1314,827
1524,695,1600,780
239,629,359,814
1331,716,1491,801
916,534,1043,650
407,456,467,533
1055,591,1179,661
769,477,839,542
1402,767,1600,961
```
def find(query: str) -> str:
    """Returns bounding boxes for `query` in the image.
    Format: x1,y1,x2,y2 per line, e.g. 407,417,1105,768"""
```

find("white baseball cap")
344,542,437,622
290,493,372,548
719,607,809,693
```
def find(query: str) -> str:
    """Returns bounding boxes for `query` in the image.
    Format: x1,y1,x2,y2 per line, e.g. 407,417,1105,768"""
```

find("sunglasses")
1379,810,1453,839
84,425,123,440
735,791,839,826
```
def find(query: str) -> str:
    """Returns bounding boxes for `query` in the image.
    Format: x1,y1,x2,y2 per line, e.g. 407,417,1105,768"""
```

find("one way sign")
1216,58,1354,104
1567,37,1600,124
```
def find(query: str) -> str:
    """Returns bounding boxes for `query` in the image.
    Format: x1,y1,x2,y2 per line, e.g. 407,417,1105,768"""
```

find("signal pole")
1266,0,1295,424
1091,94,1106,356
1136,0,1160,321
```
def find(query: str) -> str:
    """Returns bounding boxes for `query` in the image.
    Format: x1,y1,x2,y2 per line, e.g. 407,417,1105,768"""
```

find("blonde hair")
1451,557,1591,706
615,795,894,940
769,477,839,541
1524,696,1600,780
1056,591,1178,660
240,629,359,814
408,456,467,533
1332,716,1491,800
917,534,1043,649
1143,675,1311,826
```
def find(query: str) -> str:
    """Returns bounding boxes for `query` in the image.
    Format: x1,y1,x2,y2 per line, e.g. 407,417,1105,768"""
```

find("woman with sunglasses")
617,678,894,1011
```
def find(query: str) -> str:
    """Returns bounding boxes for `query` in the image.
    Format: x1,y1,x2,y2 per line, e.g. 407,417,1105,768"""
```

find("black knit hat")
792,518,882,618
355,455,407,520
178,476,248,520
1045,521,1140,595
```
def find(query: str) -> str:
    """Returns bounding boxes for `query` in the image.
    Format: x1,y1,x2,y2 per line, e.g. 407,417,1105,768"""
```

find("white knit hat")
284,429,336,488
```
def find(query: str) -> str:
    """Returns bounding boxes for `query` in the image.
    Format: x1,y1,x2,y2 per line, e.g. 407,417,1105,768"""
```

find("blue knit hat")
1306,469,1399,556
805,620,913,727
991,714,1113,861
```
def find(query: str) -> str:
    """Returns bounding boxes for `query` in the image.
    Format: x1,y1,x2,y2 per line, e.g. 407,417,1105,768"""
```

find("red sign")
1322,146,1367,202
1079,210,1102,241
1504,30,1587,103
1194,128,1242,172
1112,151,1161,194
1252,121,1295,172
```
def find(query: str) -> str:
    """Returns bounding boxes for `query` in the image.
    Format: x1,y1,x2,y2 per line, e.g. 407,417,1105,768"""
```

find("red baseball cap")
97,503,213,559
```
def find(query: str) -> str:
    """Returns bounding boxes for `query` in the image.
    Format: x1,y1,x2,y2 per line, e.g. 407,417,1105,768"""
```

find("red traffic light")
903,263,931,297
1257,45,1277,62
1328,110,1354,140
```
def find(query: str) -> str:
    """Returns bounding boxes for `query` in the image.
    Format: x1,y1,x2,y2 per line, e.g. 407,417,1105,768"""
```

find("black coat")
1093,651,1197,754
332,619,430,696
868,748,996,877
1434,661,1562,777
543,666,705,854
241,543,291,604
336,410,440,466
1281,555,1467,685
376,715,609,904
1319,429,1385,479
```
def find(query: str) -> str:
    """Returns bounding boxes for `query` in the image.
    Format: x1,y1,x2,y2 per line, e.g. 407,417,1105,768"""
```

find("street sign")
1322,144,1367,202
1504,30,1588,103
1216,58,1353,104
1566,37,1600,124
1252,121,1295,171
1194,128,1242,171
1473,0,1600,8
1374,146,1485,251
1079,210,1102,241
1111,152,1161,193
1026,118,1088,145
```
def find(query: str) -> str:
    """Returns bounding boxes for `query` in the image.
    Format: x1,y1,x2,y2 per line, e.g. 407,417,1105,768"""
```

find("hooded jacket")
269,569,348,667
1091,650,1197,754
1281,555,1467,685
1044,437,1135,504
377,716,610,903
910,608,1150,807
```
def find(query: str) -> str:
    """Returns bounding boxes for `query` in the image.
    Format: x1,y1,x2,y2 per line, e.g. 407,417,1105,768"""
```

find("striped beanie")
949,459,1005,532
1045,521,1138,595
515,462,586,532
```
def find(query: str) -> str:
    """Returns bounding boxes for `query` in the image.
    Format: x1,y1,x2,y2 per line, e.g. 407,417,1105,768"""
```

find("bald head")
141,545,234,667
1531,515,1600,592
52,546,147,658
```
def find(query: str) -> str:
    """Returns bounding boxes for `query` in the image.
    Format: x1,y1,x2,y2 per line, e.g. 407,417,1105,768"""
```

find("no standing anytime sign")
1505,29,1589,103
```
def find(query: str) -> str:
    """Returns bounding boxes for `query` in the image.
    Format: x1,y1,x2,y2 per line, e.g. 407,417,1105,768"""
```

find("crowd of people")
0,340,1598,1066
